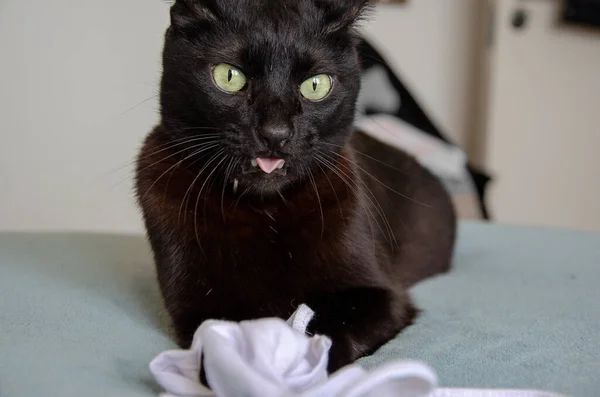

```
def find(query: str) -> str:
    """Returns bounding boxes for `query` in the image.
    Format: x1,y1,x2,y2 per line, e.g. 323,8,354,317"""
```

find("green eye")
212,63,247,93
300,74,332,101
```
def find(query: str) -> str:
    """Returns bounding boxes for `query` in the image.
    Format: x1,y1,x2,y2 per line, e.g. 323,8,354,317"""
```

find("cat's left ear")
169,0,218,29
316,0,374,32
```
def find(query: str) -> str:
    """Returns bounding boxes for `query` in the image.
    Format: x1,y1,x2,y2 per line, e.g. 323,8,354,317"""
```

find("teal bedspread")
1,223,599,396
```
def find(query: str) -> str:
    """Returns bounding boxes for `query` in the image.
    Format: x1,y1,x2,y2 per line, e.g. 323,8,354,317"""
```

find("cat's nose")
258,125,292,151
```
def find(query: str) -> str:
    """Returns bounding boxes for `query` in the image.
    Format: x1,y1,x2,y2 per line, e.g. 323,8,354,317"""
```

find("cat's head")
159,0,372,194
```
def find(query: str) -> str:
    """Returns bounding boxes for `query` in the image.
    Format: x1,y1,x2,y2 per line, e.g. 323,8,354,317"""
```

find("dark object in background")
512,8,529,30
356,38,492,220
563,0,600,28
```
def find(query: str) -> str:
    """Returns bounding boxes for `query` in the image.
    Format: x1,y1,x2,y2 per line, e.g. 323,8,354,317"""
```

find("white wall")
483,0,600,232
362,1,482,146
0,1,479,233
0,0,170,233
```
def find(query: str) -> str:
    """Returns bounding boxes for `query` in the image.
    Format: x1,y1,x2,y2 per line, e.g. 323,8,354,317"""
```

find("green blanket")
1,222,599,396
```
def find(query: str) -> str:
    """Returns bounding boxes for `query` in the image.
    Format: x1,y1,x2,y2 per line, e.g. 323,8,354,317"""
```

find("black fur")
136,0,456,373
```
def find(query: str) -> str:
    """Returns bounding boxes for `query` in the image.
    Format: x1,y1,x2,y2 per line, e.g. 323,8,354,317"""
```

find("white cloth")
150,305,570,397
355,114,468,181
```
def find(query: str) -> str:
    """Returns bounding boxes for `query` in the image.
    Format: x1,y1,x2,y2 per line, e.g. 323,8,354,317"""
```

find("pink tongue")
256,158,285,174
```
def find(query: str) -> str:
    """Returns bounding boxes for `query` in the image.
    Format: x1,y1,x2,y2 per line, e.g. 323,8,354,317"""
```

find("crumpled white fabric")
150,305,570,397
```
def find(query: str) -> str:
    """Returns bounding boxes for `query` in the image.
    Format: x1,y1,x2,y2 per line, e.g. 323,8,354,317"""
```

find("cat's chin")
236,171,295,196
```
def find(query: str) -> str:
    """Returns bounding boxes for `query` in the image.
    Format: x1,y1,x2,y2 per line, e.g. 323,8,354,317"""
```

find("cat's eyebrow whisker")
355,50,388,66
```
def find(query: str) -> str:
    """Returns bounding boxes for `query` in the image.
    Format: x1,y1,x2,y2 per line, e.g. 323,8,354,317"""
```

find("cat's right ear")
169,0,217,29
315,0,374,33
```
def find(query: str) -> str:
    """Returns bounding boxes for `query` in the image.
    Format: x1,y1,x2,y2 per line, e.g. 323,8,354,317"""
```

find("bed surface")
1,222,599,396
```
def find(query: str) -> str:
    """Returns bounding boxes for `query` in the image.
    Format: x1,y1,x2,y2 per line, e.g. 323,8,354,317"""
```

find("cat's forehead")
223,1,327,34
216,0,336,18
203,3,349,62
207,0,364,35
172,0,370,34
170,0,362,75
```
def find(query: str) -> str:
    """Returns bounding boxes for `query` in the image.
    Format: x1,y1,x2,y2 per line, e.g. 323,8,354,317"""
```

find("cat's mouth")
242,157,288,176
236,156,296,194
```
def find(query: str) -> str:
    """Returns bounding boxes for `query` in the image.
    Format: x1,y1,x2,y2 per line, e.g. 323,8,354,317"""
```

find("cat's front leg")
306,286,417,372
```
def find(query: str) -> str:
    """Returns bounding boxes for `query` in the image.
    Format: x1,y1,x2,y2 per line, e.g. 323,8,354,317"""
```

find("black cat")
136,0,456,372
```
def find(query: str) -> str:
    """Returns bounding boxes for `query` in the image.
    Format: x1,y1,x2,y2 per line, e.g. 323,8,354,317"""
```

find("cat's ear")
169,0,218,29
316,0,374,32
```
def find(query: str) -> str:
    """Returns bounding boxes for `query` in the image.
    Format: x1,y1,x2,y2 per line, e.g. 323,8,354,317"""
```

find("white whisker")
194,154,229,246
179,149,225,224
140,143,220,201
326,149,431,207
321,150,397,249
306,165,325,239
